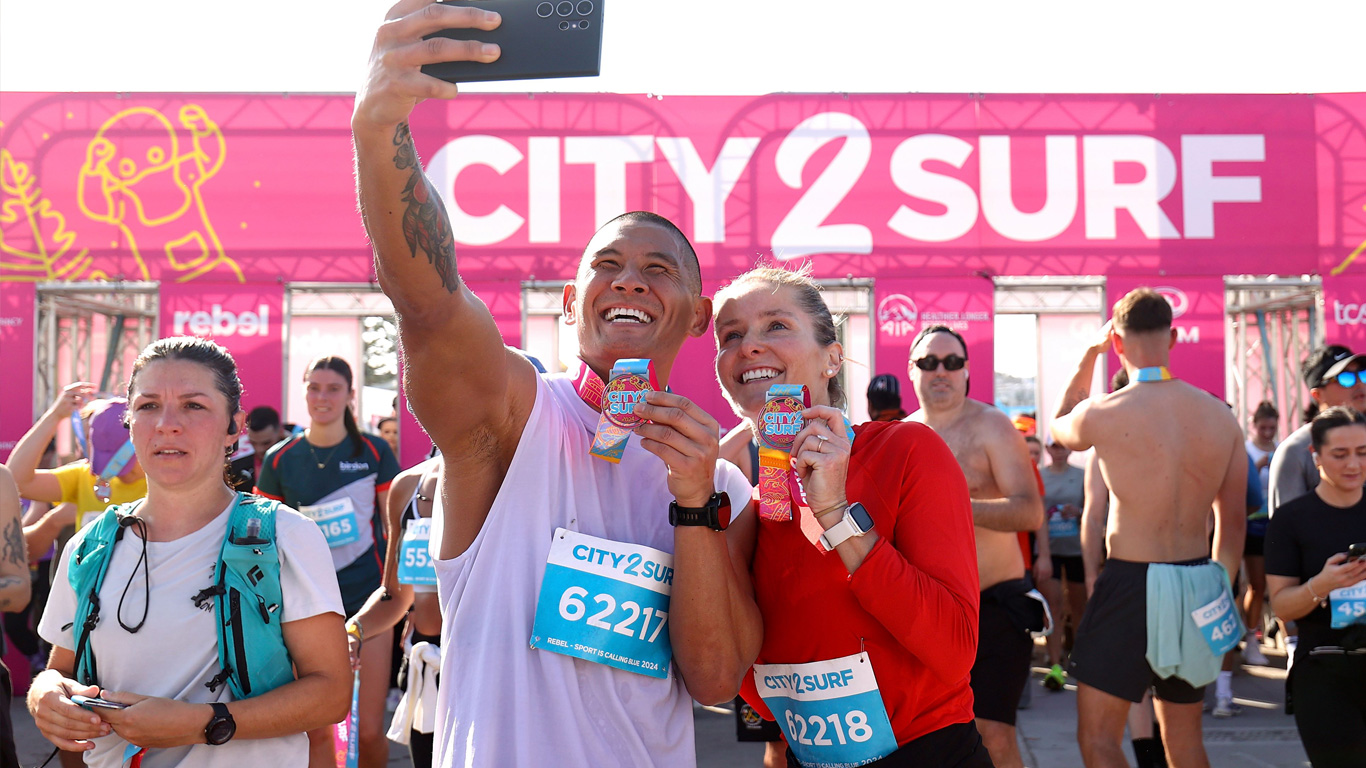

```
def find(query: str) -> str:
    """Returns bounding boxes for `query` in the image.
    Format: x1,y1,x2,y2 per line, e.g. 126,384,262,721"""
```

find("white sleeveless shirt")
432,370,752,768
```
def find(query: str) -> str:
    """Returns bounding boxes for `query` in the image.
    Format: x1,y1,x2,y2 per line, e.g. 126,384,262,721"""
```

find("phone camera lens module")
536,2,553,17
556,1,573,16
559,20,570,29
579,19,590,28
576,1,594,14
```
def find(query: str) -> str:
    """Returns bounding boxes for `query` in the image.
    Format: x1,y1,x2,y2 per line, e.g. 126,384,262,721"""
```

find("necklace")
306,439,343,470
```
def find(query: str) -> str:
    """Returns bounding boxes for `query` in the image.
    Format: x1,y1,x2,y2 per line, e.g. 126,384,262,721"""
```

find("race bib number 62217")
529,528,674,679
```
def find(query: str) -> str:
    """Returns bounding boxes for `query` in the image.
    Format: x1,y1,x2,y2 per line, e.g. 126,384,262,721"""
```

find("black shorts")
1050,555,1085,585
969,579,1036,726
1066,558,1205,704
785,721,993,768
1243,534,1265,557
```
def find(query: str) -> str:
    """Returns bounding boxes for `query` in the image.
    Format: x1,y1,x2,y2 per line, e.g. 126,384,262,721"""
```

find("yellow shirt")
53,461,148,528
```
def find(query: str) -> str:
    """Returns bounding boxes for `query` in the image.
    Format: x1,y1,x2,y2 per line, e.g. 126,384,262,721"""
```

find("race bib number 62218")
529,528,674,679
754,653,897,768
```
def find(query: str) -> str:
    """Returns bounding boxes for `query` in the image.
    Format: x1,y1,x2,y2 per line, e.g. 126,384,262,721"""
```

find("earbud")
228,421,238,436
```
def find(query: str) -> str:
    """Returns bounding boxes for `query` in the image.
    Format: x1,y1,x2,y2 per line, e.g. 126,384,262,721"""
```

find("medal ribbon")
756,385,810,522
1134,366,1174,383
573,359,658,463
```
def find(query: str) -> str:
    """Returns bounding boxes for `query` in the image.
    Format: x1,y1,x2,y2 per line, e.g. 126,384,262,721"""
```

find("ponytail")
343,406,364,458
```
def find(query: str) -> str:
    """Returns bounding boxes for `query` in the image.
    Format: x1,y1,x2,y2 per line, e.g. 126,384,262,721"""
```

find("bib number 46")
557,586,668,642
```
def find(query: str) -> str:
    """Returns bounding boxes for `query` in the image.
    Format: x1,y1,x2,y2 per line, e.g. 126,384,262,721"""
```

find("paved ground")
10,640,1309,767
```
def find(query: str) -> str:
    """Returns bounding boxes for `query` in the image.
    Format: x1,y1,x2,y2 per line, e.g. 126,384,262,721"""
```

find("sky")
2,0,1364,95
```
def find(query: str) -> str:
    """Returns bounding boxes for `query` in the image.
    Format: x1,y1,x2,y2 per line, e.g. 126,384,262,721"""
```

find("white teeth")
742,368,780,384
604,307,652,324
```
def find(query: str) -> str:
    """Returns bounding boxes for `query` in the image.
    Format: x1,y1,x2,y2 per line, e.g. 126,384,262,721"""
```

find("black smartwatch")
204,702,236,746
669,492,731,531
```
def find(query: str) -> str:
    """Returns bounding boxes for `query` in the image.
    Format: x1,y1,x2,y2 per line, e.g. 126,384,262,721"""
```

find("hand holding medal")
790,405,852,519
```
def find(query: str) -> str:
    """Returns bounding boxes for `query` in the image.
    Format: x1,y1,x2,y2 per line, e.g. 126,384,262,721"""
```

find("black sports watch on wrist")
205,702,236,746
669,492,731,531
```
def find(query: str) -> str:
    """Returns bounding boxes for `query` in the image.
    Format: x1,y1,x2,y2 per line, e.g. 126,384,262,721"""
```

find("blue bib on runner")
754,653,897,768
1046,509,1079,539
299,497,360,548
1190,589,1242,656
529,528,674,679
1330,581,1366,629
397,518,436,586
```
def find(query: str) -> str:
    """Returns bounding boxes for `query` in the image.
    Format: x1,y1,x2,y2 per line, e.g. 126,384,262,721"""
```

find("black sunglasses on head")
913,354,967,372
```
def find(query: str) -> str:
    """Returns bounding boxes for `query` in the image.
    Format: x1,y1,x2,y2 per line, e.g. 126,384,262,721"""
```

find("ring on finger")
816,434,829,443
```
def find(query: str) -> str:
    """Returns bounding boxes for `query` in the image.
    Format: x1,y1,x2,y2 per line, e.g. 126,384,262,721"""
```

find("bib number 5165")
784,709,874,747
557,586,668,642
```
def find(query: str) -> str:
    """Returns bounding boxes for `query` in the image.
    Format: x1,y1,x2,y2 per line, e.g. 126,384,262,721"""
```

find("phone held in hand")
422,0,604,84
70,695,128,710
1348,542,1366,562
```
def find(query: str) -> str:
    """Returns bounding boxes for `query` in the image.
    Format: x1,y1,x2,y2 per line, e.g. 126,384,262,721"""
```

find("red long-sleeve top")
739,420,980,745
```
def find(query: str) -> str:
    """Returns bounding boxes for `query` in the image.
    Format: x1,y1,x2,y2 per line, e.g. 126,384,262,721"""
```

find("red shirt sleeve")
845,423,980,686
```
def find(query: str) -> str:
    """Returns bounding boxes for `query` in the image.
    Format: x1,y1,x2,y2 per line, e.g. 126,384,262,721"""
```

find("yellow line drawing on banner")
0,149,98,282
1329,205,1366,277
76,105,243,283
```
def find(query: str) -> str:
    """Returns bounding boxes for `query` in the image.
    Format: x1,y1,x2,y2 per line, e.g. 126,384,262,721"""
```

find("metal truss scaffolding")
1226,276,1323,435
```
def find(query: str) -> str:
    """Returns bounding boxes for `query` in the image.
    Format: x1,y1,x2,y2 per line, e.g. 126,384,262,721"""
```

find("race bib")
1047,510,1079,539
754,653,897,768
398,519,436,586
529,528,674,679
299,497,361,549
1329,580,1366,629
1190,588,1242,657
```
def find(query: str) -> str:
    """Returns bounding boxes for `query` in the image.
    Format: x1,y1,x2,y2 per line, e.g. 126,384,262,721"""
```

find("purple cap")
87,398,132,476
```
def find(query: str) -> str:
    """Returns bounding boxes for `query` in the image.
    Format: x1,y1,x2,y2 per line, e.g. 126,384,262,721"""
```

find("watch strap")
205,702,235,745
819,503,869,551
669,492,729,531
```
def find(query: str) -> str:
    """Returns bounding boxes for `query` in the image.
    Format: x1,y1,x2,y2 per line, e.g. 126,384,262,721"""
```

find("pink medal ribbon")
573,359,658,463
756,385,810,522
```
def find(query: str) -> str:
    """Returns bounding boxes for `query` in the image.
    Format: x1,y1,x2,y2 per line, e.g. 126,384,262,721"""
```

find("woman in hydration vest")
254,356,399,768
713,267,989,768
26,336,350,767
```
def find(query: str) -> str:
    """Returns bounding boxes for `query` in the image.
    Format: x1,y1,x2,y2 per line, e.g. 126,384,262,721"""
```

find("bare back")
1088,380,1243,563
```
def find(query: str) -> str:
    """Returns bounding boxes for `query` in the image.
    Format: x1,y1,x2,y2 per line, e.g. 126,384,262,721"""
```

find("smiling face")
1314,423,1366,494
562,220,710,380
714,281,842,420
128,359,241,490
305,368,352,427
909,330,970,411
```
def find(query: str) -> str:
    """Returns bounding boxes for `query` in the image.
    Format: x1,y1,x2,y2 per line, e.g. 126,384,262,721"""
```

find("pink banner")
1323,273,1366,350
158,282,284,421
0,281,35,461
873,277,996,414
1105,276,1226,398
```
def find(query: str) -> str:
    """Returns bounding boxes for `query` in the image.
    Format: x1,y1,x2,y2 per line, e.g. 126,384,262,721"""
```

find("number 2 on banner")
558,587,668,642
771,112,873,260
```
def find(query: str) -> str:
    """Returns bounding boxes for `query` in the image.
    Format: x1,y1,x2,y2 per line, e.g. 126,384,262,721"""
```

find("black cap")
1303,345,1365,388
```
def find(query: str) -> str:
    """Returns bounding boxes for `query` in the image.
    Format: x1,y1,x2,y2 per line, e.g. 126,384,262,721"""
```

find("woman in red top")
713,267,987,768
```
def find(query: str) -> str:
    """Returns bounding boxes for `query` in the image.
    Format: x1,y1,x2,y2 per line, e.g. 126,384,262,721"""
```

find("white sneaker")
1212,697,1242,718
1243,639,1269,666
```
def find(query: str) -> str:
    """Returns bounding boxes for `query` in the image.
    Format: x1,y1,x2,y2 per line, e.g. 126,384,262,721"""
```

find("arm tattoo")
393,123,459,294
0,576,24,611
1,516,22,565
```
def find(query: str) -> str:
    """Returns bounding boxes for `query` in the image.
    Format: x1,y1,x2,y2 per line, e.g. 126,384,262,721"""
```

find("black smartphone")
421,0,604,84
1348,542,1366,561
70,695,128,710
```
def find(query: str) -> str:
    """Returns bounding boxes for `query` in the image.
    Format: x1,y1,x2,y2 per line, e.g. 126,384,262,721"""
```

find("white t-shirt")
432,369,753,768
39,495,344,768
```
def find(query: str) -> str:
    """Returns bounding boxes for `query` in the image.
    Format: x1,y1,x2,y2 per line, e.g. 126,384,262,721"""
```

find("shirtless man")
353,4,759,765
907,324,1044,768
1052,289,1246,768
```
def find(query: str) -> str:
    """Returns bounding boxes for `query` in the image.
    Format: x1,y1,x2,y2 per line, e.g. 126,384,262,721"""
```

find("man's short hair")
592,211,702,296
1112,288,1172,334
246,405,281,432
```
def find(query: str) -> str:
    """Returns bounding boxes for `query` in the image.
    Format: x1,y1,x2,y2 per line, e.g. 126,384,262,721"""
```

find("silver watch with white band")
818,502,874,550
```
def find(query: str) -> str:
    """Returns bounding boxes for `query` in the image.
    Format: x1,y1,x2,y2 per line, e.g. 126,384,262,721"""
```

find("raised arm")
0,466,31,613
972,418,1044,532
1052,326,1111,451
8,381,95,503
352,1,532,463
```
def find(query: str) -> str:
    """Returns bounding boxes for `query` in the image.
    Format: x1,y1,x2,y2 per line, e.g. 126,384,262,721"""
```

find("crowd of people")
0,4,1362,768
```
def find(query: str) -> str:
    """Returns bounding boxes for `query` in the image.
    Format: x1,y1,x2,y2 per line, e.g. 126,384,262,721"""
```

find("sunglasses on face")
1327,370,1364,389
913,354,967,372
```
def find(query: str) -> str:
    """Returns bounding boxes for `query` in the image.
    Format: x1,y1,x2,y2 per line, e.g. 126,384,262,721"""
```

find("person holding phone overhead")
714,267,988,768
1265,406,1366,768
253,355,400,768
26,336,350,767
353,4,760,767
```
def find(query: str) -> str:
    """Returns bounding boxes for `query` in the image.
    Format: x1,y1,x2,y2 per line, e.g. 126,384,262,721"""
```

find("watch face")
849,503,874,533
715,492,731,531
207,720,235,745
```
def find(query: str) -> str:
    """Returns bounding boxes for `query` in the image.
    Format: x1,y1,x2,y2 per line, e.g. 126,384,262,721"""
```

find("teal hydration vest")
67,493,294,700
